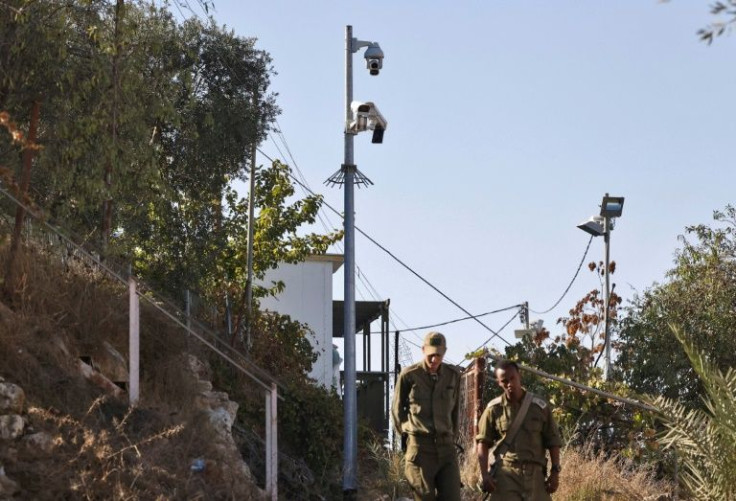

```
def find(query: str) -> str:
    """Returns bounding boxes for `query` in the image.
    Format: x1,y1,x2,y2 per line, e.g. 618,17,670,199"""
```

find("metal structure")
325,25,386,498
333,300,391,434
577,193,625,381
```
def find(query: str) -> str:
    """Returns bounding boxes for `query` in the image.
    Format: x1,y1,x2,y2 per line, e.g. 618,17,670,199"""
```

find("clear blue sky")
197,1,736,368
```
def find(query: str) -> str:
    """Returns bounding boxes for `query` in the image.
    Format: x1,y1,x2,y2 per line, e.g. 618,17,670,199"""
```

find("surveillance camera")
347,101,388,143
363,44,384,76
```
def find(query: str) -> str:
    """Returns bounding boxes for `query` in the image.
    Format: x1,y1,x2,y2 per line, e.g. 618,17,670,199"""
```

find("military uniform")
392,359,462,500
475,390,562,501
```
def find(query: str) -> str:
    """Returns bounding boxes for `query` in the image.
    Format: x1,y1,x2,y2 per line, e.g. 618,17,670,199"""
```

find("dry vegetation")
0,239,264,500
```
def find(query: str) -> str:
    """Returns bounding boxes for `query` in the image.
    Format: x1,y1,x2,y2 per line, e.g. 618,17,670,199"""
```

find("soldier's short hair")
494,359,520,373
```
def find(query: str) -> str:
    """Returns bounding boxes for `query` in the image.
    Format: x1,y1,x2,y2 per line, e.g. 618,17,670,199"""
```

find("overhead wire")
266,123,511,352
394,304,521,333
269,120,345,257
267,122,416,361
467,310,521,362
257,147,513,348
530,234,594,315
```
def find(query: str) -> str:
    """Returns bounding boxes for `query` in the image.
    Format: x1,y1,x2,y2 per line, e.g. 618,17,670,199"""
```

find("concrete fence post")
265,382,278,499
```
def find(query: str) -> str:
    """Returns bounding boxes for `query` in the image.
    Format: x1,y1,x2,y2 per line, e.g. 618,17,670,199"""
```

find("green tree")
0,0,182,252
617,206,736,409
650,325,736,500
119,17,281,295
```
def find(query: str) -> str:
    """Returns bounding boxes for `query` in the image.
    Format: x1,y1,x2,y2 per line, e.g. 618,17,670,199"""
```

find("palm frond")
646,325,736,500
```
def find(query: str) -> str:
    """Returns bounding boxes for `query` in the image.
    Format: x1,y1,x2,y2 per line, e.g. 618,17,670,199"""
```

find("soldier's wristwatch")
550,464,562,474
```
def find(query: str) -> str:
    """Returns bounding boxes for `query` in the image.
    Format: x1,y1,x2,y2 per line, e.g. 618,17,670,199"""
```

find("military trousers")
404,434,461,501
490,461,550,501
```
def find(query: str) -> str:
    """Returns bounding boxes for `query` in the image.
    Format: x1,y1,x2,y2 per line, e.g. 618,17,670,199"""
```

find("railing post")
265,382,278,500
128,275,140,406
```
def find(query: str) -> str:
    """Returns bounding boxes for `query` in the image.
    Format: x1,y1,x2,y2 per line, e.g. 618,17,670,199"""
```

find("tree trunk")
4,99,41,299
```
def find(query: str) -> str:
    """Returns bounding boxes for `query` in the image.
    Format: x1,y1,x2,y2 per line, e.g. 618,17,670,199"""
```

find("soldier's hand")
545,471,559,494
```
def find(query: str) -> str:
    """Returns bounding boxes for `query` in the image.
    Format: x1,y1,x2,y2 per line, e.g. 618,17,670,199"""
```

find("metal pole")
393,330,400,450
245,88,258,349
342,24,358,497
394,331,400,384
603,214,611,381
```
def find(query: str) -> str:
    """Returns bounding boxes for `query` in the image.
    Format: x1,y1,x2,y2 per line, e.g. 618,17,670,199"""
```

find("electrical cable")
257,147,513,347
466,310,521,362
266,123,419,364
530,234,594,315
388,304,521,333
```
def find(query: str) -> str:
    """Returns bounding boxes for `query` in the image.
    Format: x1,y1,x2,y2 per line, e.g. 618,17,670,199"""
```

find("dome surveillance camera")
363,44,384,76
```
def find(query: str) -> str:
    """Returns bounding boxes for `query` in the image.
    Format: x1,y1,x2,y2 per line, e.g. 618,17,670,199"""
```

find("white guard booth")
259,254,343,390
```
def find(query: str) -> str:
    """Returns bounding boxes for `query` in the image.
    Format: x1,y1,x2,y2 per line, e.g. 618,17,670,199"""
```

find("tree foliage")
496,261,660,460
697,0,736,44
618,206,736,409
0,1,340,308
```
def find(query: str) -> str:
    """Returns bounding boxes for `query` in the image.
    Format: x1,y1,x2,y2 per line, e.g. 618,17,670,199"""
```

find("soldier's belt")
407,434,455,445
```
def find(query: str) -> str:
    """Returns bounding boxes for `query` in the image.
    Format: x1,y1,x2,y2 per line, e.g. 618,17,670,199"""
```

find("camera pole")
326,26,383,499
341,24,359,498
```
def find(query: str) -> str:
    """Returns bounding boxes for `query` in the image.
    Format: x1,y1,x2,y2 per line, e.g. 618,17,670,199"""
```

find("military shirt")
475,390,562,466
391,361,461,439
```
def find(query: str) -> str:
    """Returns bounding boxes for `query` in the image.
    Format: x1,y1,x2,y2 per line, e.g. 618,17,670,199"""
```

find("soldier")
391,331,462,501
475,359,562,500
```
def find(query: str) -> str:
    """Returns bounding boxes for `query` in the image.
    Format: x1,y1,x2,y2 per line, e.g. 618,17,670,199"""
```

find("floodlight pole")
578,192,623,382
603,213,611,381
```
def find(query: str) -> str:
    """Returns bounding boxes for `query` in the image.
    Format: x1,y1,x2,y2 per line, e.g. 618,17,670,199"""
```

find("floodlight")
577,215,605,237
600,195,624,218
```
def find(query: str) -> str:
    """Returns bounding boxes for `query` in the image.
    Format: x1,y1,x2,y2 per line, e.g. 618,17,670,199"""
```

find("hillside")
0,241,267,500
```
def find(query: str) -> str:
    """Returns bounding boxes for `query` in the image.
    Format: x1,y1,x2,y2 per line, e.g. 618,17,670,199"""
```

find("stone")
0,415,24,440
0,465,19,497
95,341,129,383
23,432,56,454
77,359,124,398
0,382,24,414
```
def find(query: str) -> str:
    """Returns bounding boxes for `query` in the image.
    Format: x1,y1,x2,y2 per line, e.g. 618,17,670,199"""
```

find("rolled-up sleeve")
475,407,499,445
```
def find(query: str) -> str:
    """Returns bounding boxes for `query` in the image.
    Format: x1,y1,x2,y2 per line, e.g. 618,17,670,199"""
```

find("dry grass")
555,444,675,500
456,438,676,501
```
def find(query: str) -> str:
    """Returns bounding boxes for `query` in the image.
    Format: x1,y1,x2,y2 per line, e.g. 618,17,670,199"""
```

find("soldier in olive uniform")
391,331,462,501
476,359,562,500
